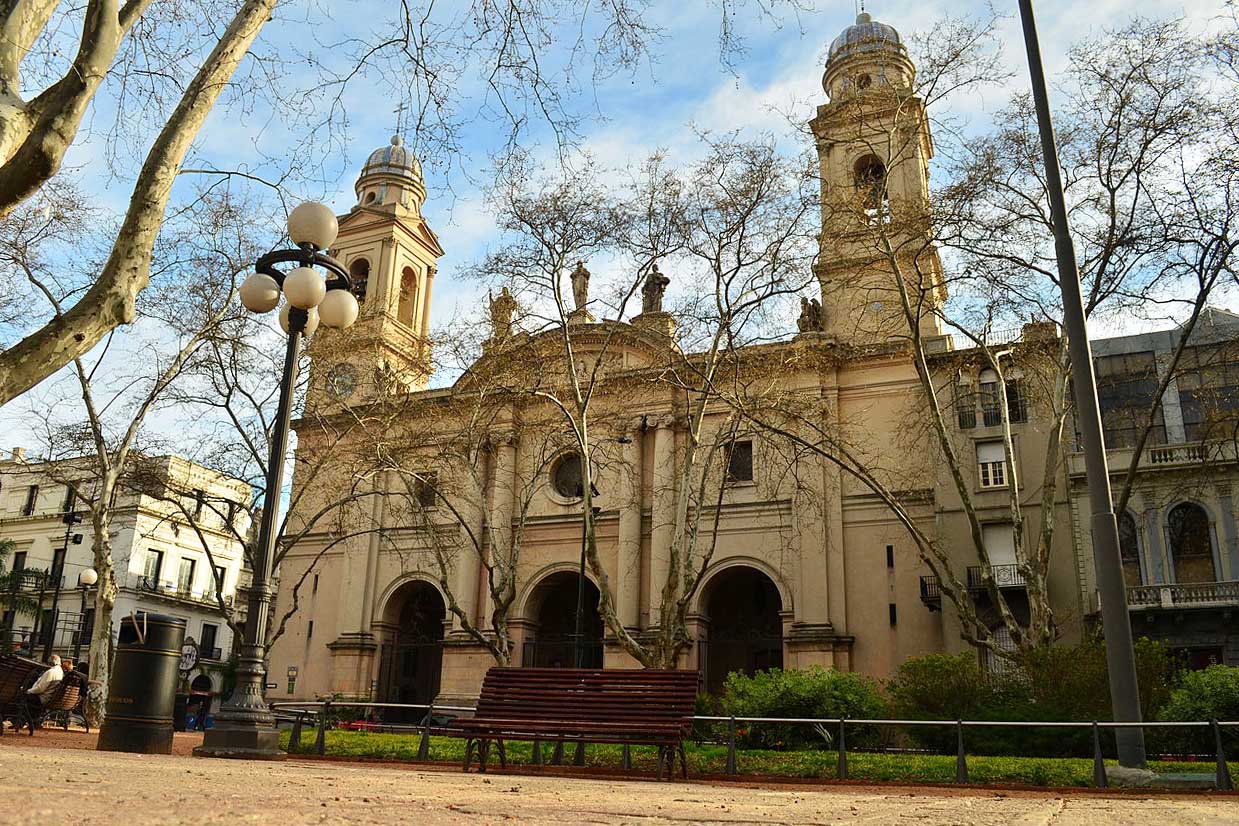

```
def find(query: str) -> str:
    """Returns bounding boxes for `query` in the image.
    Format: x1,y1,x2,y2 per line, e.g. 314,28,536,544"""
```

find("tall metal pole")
73,583,88,661
1016,0,1146,768
41,515,75,660
195,307,305,759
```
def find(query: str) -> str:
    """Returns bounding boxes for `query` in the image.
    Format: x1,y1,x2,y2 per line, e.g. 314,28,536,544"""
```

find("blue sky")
0,0,1229,453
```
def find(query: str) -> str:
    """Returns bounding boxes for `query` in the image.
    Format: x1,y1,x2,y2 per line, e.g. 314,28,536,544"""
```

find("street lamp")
1015,0,1146,767
74,567,97,662
196,202,357,760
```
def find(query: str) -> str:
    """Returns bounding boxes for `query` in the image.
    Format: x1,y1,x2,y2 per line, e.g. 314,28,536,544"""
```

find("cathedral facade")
270,13,1090,706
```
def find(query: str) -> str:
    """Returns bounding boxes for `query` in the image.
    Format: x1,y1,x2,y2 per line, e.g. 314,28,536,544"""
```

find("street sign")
287,666,298,678
179,637,199,674
265,682,278,690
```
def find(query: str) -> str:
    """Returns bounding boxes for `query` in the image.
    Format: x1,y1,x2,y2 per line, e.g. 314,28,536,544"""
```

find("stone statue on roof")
641,262,671,314
570,261,590,313
488,286,518,339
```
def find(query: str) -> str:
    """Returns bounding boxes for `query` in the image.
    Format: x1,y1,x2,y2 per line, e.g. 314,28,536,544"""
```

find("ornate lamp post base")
193,726,284,760
194,655,285,760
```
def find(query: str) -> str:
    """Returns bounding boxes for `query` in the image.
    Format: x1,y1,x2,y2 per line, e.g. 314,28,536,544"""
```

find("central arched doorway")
377,580,445,716
699,566,784,695
522,570,603,668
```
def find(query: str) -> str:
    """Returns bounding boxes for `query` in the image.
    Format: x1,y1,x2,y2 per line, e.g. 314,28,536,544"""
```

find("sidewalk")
0,736,1236,825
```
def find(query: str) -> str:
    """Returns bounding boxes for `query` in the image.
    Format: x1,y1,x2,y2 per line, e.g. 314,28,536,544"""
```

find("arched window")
349,258,370,303
1118,512,1142,587
853,154,888,216
397,266,418,328
1167,503,1216,584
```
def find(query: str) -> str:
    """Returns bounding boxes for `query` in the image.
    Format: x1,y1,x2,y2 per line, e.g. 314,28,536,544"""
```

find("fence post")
622,743,632,770
417,704,433,761
1092,721,1107,788
837,716,848,781
315,701,329,756
726,716,738,775
532,739,543,765
1213,718,1234,792
289,711,303,753
954,719,968,784
574,740,586,766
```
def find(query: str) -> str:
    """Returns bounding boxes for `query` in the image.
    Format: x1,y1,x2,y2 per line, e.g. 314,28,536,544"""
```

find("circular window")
364,191,377,204
551,453,584,499
856,73,872,89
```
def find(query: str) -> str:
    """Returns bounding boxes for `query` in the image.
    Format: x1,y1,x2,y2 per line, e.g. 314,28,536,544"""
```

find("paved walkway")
0,739,1235,825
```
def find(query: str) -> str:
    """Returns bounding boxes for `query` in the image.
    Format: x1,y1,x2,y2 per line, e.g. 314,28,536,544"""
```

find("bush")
719,666,887,750
1156,665,1239,756
887,653,994,721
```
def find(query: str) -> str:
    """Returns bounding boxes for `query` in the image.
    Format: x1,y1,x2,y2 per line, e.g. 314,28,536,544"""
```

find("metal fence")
270,699,1236,790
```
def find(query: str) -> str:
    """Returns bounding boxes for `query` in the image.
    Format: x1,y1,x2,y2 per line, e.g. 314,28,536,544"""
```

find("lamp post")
196,202,358,760
73,567,97,662
1015,0,1146,768
42,510,82,660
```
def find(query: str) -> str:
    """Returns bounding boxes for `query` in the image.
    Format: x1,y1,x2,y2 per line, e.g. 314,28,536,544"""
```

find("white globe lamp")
318,289,360,329
239,273,281,313
282,266,326,309
279,303,319,337
287,202,338,250
79,568,98,587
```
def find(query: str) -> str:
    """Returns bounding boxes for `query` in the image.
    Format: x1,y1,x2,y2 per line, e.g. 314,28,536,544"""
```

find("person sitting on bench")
25,654,63,717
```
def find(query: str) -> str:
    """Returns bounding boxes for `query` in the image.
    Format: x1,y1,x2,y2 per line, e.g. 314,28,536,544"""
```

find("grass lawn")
279,730,1236,787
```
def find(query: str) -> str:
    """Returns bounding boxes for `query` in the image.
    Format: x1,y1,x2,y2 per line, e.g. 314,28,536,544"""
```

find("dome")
827,12,902,62
357,135,422,187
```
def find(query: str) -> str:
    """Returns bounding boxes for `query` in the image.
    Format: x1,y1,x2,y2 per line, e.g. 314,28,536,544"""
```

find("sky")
0,0,1230,456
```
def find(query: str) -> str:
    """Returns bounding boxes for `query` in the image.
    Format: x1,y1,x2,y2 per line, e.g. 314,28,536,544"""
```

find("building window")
307,620,314,640
888,603,898,627
143,550,164,585
224,500,238,530
725,440,754,483
1118,512,1142,587
956,378,977,429
200,623,218,658
397,266,419,328
1005,379,1027,424
50,548,65,588
61,485,75,514
551,453,585,499
1096,351,1166,448
984,625,1017,674
12,551,26,573
349,258,370,303
1167,502,1216,584
886,545,895,569
853,154,888,219
2,609,15,630
414,472,438,508
1177,343,1239,441
981,523,1017,568
22,485,38,516
177,558,197,594
312,573,319,595
976,441,1008,489
211,565,226,596
192,489,205,520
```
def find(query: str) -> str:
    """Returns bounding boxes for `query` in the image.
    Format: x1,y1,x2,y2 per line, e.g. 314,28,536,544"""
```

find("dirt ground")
1,731,1236,825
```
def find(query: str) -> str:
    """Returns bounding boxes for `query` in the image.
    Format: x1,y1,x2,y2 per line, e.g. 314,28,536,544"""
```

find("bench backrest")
0,655,48,705
474,668,698,731
39,671,82,712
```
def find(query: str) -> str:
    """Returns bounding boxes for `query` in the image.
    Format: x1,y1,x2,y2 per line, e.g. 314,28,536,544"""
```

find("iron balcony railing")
967,564,1027,590
200,646,223,661
136,575,234,608
918,575,942,608
1127,580,1239,610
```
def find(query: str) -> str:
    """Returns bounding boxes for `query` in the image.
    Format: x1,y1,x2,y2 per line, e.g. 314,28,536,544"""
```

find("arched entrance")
377,580,445,713
522,571,603,668
699,566,784,695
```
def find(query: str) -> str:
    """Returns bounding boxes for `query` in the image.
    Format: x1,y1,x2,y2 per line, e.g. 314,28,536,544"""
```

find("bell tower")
311,136,444,408
810,12,944,345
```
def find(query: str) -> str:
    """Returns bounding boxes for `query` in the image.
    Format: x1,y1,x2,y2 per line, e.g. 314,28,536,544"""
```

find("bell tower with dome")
311,135,445,408
810,12,945,345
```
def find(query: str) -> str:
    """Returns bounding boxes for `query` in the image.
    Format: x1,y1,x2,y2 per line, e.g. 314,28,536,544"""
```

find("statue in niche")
488,286,519,339
797,297,825,332
641,262,671,314
570,261,590,312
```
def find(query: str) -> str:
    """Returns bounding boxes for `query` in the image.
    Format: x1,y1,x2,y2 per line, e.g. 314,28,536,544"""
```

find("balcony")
1127,580,1239,611
200,646,224,661
135,576,233,609
966,564,1027,591
919,575,942,610
1068,439,1236,477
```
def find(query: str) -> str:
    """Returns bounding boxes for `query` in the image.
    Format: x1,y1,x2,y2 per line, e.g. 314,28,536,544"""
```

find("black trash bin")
97,612,186,754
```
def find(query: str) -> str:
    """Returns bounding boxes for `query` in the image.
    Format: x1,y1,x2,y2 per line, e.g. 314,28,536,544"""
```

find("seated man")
25,654,65,719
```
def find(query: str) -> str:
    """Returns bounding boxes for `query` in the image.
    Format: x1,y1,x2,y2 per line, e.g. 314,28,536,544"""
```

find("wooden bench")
0,654,48,736
455,668,698,779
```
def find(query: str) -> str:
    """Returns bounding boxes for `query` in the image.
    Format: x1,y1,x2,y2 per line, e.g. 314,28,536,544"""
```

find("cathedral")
269,12,1098,707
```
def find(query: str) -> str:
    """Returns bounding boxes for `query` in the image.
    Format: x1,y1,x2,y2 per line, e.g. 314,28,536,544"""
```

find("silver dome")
359,135,422,182
828,12,902,61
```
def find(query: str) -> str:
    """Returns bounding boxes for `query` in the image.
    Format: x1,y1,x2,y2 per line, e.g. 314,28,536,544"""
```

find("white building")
0,448,252,702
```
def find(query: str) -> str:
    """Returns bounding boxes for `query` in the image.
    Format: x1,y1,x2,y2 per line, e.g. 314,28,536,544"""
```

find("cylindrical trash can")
97,612,186,754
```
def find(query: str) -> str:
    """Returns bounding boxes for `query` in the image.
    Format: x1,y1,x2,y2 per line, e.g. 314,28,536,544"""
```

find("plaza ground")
1,732,1237,824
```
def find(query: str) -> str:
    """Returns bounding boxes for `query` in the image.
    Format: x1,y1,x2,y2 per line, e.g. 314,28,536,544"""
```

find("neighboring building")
0,450,252,704
270,11,1097,707
1070,307,1239,667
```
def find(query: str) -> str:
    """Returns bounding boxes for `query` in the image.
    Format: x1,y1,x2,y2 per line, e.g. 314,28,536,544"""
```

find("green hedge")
718,666,886,750
1157,665,1239,755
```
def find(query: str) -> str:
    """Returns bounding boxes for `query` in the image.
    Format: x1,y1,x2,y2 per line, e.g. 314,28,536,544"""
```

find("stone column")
792,405,831,625
648,415,676,627
822,390,847,633
362,471,388,629
420,266,436,341
450,470,484,633
615,418,643,629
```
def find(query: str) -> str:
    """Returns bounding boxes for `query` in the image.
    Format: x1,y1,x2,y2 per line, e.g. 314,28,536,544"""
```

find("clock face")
326,362,358,399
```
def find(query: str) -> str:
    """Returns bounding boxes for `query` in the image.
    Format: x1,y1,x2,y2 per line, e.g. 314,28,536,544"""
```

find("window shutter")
976,442,1006,463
